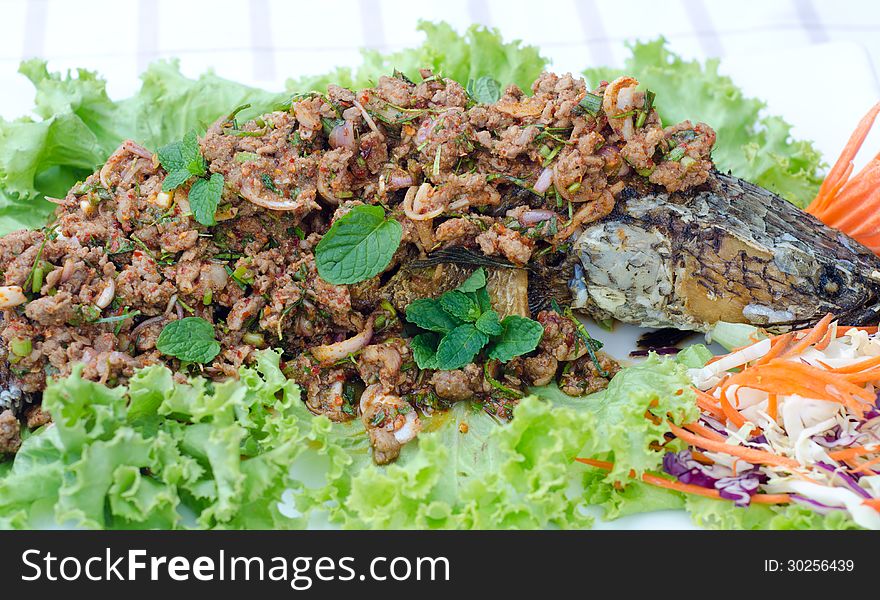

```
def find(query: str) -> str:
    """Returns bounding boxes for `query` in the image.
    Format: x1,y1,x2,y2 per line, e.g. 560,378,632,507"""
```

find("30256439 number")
764,559,855,572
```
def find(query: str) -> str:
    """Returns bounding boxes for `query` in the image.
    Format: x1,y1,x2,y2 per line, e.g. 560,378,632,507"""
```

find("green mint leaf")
188,173,224,226
475,310,503,336
435,324,488,370
474,286,492,313
440,290,481,323
488,315,544,362
405,298,462,333
410,332,440,370
162,169,194,191
315,205,403,285
456,268,487,293
157,130,206,190
156,317,220,363
467,76,502,104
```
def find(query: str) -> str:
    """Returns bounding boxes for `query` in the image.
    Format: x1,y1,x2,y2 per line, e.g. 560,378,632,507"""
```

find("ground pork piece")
0,230,43,285
648,121,716,193
158,226,199,253
226,295,266,331
317,147,357,205
433,217,482,246
619,125,667,170
475,223,535,266
115,250,176,313
356,338,412,393
24,404,51,429
0,409,21,454
292,97,328,140
374,75,414,107
522,353,559,386
368,428,401,465
494,124,540,159
552,131,608,204
535,310,585,362
530,72,589,127
558,352,620,396
430,363,485,401
415,108,474,175
356,131,389,176
313,274,358,329
24,292,75,327
327,83,356,105
79,348,141,385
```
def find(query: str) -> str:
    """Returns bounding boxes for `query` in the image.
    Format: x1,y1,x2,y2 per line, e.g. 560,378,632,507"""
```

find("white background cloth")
3,0,880,169
1,0,878,110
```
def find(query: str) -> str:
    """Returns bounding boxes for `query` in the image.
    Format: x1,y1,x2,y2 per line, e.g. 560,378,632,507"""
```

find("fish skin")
568,172,880,332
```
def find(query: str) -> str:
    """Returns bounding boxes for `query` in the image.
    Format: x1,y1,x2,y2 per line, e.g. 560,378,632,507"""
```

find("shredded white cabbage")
687,327,880,529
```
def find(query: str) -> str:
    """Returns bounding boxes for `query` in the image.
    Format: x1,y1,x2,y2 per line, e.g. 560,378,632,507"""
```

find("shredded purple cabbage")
716,474,762,506
698,415,729,437
662,450,717,488
813,424,860,448
789,494,845,515
663,450,764,506
814,461,872,498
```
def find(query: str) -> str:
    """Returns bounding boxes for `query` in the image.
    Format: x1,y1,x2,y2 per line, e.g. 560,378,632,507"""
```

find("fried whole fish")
567,172,880,331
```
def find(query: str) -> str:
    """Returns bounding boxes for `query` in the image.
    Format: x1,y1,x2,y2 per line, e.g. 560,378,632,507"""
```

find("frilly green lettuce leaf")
0,350,314,529
685,496,860,530
578,354,696,480
584,38,824,207
0,60,287,236
289,21,547,95
300,397,595,530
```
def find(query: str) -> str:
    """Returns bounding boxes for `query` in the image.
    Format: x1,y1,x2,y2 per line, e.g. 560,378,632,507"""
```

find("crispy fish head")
568,173,880,331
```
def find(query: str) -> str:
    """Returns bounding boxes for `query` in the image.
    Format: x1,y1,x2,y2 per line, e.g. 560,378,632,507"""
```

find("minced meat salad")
0,70,715,463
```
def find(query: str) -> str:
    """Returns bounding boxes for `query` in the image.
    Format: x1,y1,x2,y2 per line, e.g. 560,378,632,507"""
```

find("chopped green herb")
636,90,656,128
234,152,261,163
665,146,686,162
577,93,603,116
432,146,442,179
261,173,280,194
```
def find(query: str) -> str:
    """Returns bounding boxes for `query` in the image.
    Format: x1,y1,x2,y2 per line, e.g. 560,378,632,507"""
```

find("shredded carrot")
754,332,794,365
863,498,880,510
850,455,880,474
836,326,879,336
667,422,800,469
806,102,880,254
783,313,834,357
682,421,727,443
717,387,748,430
724,361,874,415
842,367,880,384
693,388,726,421
814,323,836,351
767,393,778,421
827,355,880,374
574,457,791,505
828,445,880,461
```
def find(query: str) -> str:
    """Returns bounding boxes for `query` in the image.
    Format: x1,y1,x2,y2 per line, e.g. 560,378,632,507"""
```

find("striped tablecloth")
2,0,878,110
1,0,880,170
